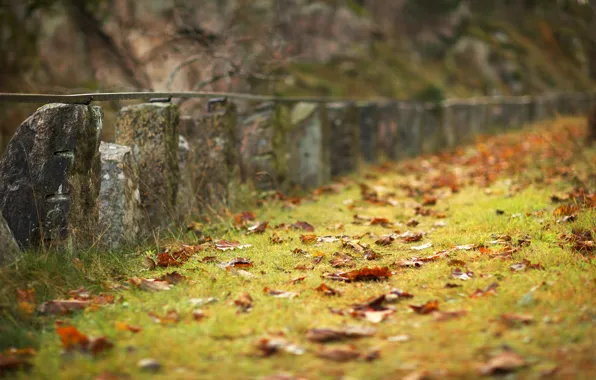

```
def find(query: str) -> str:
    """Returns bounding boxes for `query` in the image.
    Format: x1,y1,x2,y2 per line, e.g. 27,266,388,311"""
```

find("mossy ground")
1,118,595,379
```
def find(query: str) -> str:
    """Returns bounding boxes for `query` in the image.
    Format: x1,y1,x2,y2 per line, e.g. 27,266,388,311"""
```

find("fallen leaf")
300,234,317,244
409,300,439,315
115,322,142,333
314,283,342,296
234,292,253,313
316,346,362,362
375,235,394,246
363,250,381,260
147,310,180,324
510,259,544,272
222,257,254,269
500,313,534,327
433,310,467,321
256,337,305,357
452,268,474,281
317,236,340,243
214,240,252,251
324,267,392,282
370,217,391,226
247,221,268,234
157,271,187,284
129,277,172,292
470,282,499,298
290,221,315,232
411,242,432,251
306,326,376,342
234,211,256,226
192,309,206,321
263,287,300,299
397,259,424,268
38,300,90,314
270,233,284,244
406,219,420,227
399,231,424,243
342,240,367,253
286,276,306,285
329,253,354,268
56,326,113,356
479,350,526,375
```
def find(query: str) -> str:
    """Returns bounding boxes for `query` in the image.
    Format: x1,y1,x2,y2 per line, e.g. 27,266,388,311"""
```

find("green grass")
1,118,595,379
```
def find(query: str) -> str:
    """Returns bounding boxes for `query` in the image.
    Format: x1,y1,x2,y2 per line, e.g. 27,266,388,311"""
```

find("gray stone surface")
237,103,283,190
327,102,360,177
182,100,237,213
115,103,179,230
420,103,444,154
98,142,142,249
286,102,330,189
358,103,378,163
377,102,399,160
395,102,422,158
0,103,103,249
0,212,19,265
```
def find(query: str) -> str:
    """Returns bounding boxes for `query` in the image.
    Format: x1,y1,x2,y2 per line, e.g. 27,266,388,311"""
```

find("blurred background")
1,0,595,148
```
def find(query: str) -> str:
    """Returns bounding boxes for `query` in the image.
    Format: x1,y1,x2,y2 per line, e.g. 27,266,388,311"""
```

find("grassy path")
1,118,595,379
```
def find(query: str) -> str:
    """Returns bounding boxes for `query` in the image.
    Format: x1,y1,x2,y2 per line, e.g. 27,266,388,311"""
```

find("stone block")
0,103,102,249
395,102,422,158
115,103,179,230
377,102,399,160
284,102,330,189
358,103,378,163
327,102,360,177
237,103,285,190
421,102,444,153
0,212,19,265
181,99,237,213
98,142,142,249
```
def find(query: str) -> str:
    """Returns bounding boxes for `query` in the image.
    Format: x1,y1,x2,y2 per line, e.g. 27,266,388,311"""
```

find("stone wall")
0,90,594,263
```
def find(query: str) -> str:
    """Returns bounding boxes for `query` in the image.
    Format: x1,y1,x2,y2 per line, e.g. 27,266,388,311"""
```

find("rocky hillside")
1,0,595,143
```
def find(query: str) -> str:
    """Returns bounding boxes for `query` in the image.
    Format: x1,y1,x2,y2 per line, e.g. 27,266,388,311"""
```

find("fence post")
327,102,360,177
0,103,103,249
358,103,379,163
115,102,180,231
97,142,142,248
179,100,237,216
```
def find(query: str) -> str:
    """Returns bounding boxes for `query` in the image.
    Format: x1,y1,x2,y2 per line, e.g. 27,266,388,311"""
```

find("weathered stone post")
396,102,422,158
327,102,360,177
421,102,446,153
0,213,20,264
237,103,285,190
284,102,330,189
0,103,103,249
115,103,179,230
98,142,142,249
377,102,399,160
358,103,378,163
180,99,237,214
451,101,472,144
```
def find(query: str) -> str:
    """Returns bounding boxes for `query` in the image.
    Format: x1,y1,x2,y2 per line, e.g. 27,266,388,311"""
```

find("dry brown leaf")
263,287,300,299
324,266,392,282
479,350,526,375
314,283,342,296
300,234,317,244
214,240,252,251
115,322,142,333
306,326,376,342
234,292,253,313
290,221,315,232
409,300,439,315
